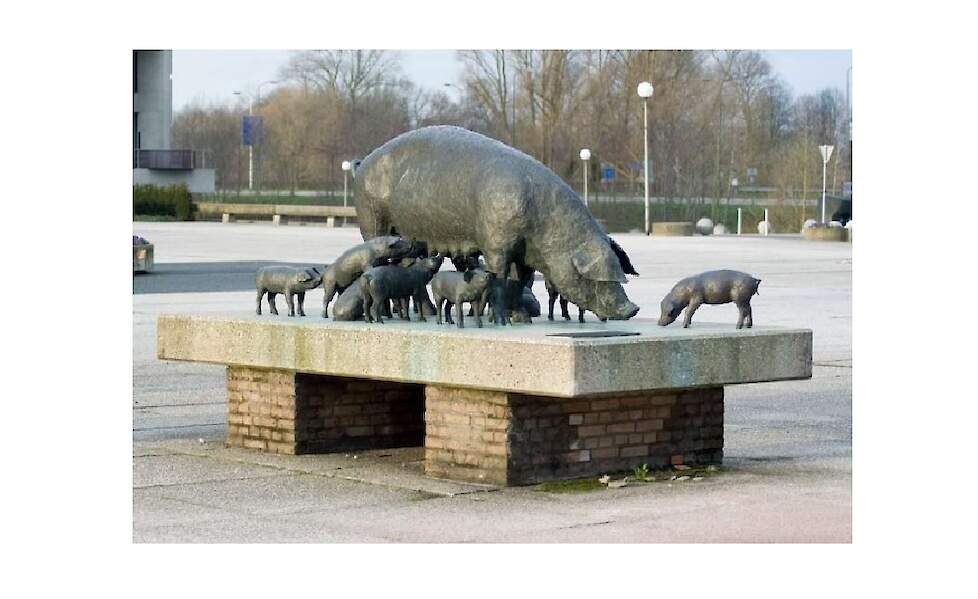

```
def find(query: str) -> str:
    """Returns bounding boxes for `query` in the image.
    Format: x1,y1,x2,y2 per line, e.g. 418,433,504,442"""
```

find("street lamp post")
731,177,741,235
819,145,834,223
637,81,654,235
579,148,591,207
233,79,278,192
341,160,352,207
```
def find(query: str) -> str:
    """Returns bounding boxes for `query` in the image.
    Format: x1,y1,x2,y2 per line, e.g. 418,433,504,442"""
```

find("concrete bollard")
695,217,714,236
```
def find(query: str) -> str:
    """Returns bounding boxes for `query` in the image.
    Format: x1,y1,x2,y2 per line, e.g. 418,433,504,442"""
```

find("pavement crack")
560,519,615,530
134,473,289,491
134,401,226,410
133,422,224,431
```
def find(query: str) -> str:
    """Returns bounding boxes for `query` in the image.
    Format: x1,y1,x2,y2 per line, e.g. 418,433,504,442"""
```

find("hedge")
133,184,193,221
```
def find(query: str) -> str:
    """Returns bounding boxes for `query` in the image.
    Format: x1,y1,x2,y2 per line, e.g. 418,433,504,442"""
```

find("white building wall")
133,50,172,150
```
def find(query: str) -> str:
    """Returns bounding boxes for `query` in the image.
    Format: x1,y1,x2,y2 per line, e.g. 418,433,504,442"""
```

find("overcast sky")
172,49,852,110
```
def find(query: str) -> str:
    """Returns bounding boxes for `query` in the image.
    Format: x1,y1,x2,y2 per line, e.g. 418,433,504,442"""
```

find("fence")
197,188,846,234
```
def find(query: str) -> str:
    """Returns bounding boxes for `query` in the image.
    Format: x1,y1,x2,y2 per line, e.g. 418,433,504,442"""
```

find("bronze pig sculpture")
256,266,323,317
321,236,413,318
431,269,494,328
361,254,444,323
545,278,602,323
353,126,639,325
331,278,369,321
658,270,762,329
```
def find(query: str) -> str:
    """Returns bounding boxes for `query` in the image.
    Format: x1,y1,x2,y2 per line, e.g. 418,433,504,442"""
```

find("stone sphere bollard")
713,223,728,235
802,219,817,232
757,220,771,235
695,217,714,236
829,220,843,228
844,220,853,229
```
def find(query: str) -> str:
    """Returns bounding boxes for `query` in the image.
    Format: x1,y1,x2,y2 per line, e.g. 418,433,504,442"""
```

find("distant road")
133,261,312,294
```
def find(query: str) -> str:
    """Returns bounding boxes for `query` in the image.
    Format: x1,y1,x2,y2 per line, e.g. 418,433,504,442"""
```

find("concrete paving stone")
143,470,423,518
138,440,495,497
134,453,289,489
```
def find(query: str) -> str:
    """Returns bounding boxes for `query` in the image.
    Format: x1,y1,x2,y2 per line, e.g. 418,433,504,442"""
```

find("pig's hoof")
547,316,554,321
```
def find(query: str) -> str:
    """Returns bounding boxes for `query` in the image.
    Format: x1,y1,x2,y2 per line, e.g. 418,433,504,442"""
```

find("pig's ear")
572,243,628,283
608,237,639,276
463,270,475,283
298,271,313,282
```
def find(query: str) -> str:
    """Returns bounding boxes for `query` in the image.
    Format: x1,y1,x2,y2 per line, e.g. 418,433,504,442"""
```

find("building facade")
133,50,215,193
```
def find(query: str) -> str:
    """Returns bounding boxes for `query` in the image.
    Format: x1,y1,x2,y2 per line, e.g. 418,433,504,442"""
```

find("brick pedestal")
424,385,723,485
226,366,424,454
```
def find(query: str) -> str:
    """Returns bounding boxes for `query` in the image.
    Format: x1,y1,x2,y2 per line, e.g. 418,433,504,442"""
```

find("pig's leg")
433,294,443,325
321,275,337,318
578,306,585,323
474,299,484,328
373,293,386,324
560,297,571,320
445,301,455,325
738,301,753,329
483,252,514,325
414,292,428,322
547,291,556,320
363,289,374,323
297,292,306,317
285,291,296,317
683,297,702,328
256,289,265,315
268,292,279,315
456,297,465,329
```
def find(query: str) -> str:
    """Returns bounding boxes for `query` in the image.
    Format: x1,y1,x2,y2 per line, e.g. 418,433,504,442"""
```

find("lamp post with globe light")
637,81,654,234
341,160,352,207
579,148,591,207
819,145,834,223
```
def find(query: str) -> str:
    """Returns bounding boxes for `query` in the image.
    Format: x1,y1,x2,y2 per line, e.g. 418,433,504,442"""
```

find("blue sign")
242,116,264,146
603,167,615,181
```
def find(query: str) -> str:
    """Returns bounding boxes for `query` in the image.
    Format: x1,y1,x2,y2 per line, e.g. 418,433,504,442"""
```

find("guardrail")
195,202,358,227
134,149,208,170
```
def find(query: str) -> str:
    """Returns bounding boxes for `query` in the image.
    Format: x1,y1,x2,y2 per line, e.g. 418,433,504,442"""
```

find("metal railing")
133,149,208,170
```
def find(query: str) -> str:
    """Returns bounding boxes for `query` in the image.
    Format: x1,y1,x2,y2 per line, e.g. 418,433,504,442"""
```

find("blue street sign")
603,167,615,181
242,116,264,146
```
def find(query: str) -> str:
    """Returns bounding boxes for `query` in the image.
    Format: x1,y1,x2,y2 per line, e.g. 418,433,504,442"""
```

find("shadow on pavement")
134,261,323,294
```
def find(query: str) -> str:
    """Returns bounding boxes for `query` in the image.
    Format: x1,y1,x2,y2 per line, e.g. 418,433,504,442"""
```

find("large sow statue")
354,126,639,324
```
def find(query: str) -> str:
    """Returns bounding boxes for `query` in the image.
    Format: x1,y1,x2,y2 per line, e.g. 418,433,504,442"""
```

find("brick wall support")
424,385,723,486
226,366,424,455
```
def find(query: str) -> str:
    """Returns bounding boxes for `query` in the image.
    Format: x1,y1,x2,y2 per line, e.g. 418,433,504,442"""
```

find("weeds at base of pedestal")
535,464,723,493
534,479,606,493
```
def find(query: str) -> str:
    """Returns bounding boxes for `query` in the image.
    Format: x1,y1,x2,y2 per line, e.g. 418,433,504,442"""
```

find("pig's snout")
658,312,677,326
606,300,639,320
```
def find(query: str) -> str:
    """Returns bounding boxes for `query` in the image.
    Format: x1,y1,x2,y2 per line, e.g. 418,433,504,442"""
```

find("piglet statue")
256,266,324,317
431,269,494,328
658,270,761,329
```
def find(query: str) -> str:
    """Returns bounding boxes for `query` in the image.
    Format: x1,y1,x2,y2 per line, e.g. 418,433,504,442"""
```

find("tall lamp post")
819,145,834,223
637,81,654,235
233,79,278,191
341,160,352,207
579,148,591,207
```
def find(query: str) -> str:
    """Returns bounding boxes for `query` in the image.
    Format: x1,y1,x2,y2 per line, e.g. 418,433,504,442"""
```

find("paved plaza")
133,222,851,542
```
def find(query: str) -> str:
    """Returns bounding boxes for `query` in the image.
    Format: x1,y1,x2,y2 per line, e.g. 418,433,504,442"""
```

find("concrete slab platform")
158,314,812,397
